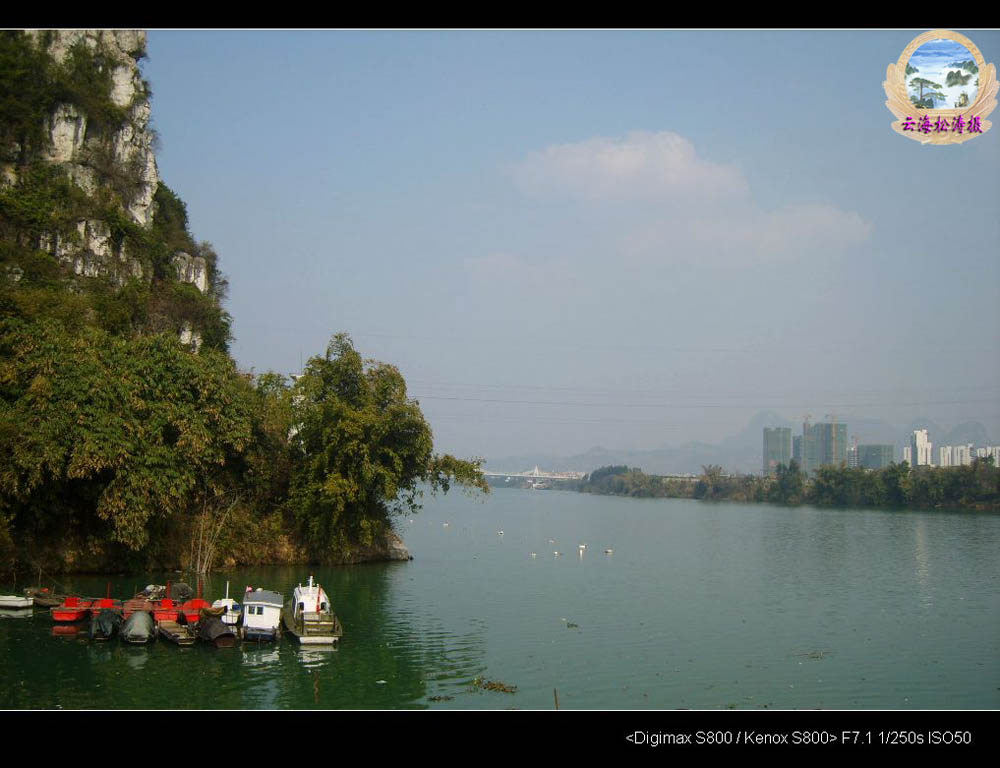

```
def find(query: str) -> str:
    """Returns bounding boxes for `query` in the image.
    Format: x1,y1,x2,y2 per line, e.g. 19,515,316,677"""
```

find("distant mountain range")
485,411,996,475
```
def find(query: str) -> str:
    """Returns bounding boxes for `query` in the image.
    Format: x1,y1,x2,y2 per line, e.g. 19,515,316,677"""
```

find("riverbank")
573,461,1000,512
6,526,413,578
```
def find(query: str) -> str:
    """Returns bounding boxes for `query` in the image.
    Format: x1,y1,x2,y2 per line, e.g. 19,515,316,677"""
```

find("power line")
410,394,1000,410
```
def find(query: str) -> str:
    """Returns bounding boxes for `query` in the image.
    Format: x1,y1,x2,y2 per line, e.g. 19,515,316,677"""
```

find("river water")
2,489,998,710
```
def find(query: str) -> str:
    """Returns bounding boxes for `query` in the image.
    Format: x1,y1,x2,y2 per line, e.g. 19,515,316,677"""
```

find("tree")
767,460,804,505
0,317,256,558
909,77,947,108
286,334,487,562
694,464,726,500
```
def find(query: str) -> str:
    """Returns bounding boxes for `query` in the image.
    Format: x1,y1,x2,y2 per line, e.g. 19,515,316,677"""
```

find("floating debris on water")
375,679,387,685
473,676,517,693
428,695,453,702
793,650,832,660
604,548,613,554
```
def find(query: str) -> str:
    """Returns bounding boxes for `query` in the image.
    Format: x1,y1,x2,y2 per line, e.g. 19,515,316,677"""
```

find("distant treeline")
577,460,1000,511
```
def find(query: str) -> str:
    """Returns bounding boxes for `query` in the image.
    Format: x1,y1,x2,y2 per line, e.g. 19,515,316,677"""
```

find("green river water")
2,489,998,710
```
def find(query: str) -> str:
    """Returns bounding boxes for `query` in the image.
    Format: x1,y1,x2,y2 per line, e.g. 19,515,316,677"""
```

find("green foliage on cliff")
0,32,130,163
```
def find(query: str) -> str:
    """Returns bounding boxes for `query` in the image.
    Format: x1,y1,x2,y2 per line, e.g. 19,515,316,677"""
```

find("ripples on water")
1,490,998,710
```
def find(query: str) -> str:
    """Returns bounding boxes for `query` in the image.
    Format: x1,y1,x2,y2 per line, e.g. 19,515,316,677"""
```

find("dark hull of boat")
199,616,238,647
89,609,123,641
121,611,156,644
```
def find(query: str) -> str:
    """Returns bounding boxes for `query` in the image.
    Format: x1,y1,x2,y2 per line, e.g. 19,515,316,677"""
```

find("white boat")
241,588,283,642
282,576,342,645
211,581,242,628
0,595,33,610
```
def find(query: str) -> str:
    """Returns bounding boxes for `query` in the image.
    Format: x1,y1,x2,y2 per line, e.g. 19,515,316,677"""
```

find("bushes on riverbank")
578,460,1000,511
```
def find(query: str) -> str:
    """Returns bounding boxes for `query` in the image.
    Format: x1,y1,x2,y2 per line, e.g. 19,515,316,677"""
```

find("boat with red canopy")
179,580,211,624
50,596,93,622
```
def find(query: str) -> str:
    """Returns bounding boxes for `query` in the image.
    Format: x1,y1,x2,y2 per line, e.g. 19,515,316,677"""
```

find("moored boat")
89,608,123,641
179,580,211,624
24,587,65,608
157,619,196,646
150,581,182,623
211,581,241,628
86,583,124,620
121,610,156,644
122,596,154,619
281,576,342,645
51,596,93,622
151,597,181,623
198,615,238,648
241,588,282,642
0,594,33,610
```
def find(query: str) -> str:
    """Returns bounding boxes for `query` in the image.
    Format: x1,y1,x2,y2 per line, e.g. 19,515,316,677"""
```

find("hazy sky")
142,30,1000,462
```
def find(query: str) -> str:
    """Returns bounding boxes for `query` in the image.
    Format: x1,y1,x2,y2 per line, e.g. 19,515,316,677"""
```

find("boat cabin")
242,589,283,641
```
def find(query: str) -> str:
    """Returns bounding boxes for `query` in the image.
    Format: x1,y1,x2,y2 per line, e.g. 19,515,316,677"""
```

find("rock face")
172,252,209,293
29,30,156,222
385,529,413,561
27,31,160,275
2,30,219,343
330,528,412,565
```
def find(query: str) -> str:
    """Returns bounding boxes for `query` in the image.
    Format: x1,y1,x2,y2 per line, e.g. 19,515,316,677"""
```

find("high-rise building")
903,446,912,464
953,444,972,466
939,445,953,467
763,427,792,476
859,444,894,470
792,435,802,466
800,420,817,474
910,429,933,467
813,421,848,468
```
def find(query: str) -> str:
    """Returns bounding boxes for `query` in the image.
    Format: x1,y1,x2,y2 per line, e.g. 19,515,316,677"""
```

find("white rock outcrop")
172,252,209,293
179,321,203,352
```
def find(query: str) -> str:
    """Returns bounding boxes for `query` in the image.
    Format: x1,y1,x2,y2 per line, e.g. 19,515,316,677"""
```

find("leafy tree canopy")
0,317,255,551
286,333,487,561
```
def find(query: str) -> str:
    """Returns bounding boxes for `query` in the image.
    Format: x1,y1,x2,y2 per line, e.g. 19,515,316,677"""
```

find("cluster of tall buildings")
902,428,1000,468
764,424,999,476
763,419,894,476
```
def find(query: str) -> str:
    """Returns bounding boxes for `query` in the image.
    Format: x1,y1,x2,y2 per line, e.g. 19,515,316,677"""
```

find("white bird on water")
497,530,504,536
554,551,563,557
604,548,614,554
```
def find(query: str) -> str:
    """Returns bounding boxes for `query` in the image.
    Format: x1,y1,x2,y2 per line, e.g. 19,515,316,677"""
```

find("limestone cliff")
0,29,227,351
